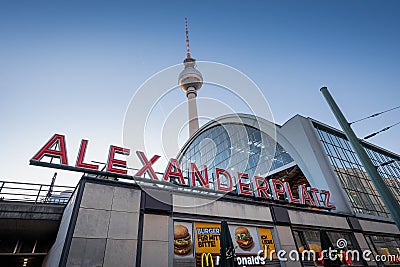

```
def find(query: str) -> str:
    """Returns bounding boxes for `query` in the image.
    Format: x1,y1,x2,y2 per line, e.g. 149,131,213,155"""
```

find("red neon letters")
31,133,336,209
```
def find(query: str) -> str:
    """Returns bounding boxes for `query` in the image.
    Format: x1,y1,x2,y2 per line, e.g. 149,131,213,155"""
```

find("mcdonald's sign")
201,253,214,267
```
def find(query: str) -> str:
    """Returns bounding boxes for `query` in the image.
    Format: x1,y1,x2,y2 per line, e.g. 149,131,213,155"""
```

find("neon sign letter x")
135,151,160,180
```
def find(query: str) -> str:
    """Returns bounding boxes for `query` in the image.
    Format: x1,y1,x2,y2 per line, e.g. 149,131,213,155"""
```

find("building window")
293,229,363,266
365,149,400,204
314,125,398,218
365,235,400,266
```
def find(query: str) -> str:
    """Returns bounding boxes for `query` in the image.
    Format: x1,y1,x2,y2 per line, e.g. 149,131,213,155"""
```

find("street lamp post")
320,87,400,230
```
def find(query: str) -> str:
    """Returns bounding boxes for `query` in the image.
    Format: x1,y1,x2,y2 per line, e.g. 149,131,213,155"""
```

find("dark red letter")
75,140,99,170
284,182,300,204
135,151,160,180
163,159,185,185
32,134,68,165
215,168,233,192
298,185,316,206
320,190,336,209
237,172,253,196
191,163,209,188
309,187,321,207
107,145,130,175
253,176,271,199
269,179,285,200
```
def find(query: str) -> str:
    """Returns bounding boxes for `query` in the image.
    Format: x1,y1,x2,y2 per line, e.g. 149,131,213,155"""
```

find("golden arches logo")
201,253,214,267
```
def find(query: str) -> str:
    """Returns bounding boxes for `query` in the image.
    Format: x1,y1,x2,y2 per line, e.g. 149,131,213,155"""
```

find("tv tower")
178,18,203,137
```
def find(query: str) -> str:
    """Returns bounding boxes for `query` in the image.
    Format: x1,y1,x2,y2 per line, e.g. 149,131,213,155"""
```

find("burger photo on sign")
234,226,254,250
174,224,192,256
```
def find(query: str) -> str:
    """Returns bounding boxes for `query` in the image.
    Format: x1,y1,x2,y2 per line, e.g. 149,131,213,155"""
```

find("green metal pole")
320,87,400,230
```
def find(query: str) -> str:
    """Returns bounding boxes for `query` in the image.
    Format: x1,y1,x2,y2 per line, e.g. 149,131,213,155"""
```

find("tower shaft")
187,88,199,136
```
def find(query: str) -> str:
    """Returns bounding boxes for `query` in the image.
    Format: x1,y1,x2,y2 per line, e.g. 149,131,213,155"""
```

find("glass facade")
314,124,400,218
293,229,363,266
178,123,294,190
365,148,400,203
365,235,400,266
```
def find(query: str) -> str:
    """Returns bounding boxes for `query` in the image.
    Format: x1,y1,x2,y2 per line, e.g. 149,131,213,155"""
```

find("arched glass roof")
178,123,295,190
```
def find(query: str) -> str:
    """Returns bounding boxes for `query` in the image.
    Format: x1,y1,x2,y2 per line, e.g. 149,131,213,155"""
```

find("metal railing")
0,180,75,204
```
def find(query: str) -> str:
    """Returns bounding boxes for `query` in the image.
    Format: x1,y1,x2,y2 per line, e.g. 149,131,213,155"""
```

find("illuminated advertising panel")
174,220,276,267
173,221,194,258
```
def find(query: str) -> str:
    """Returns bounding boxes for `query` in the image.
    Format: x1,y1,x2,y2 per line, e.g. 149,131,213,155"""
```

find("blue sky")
1,0,399,186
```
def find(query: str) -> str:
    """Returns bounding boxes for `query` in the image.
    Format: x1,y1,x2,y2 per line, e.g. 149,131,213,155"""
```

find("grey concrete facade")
67,182,140,267
141,214,169,266
43,178,140,267
173,193,273,222
43,176,400,267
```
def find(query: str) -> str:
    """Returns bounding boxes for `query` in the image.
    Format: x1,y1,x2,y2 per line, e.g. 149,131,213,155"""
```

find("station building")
37,113,400,267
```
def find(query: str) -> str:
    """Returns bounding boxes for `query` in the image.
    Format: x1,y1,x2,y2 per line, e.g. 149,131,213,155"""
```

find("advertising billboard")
174,220,276,267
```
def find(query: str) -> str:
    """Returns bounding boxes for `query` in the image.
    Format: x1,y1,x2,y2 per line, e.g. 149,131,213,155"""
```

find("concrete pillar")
141,214,170,266
353,233,378,266
275,226,302,267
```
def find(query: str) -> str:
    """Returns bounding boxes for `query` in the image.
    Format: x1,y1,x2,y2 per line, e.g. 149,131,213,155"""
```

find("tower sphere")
178,58,203,93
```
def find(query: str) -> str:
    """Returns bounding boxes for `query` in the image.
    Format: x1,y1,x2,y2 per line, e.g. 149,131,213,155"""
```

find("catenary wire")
350,105,400,125
364,121,400,139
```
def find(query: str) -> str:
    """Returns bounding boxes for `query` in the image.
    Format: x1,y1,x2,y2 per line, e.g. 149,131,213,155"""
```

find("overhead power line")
350,105,400,125
364,121,400,140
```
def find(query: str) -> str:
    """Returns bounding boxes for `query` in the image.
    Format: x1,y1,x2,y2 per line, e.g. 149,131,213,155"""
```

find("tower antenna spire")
185,17,191,59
